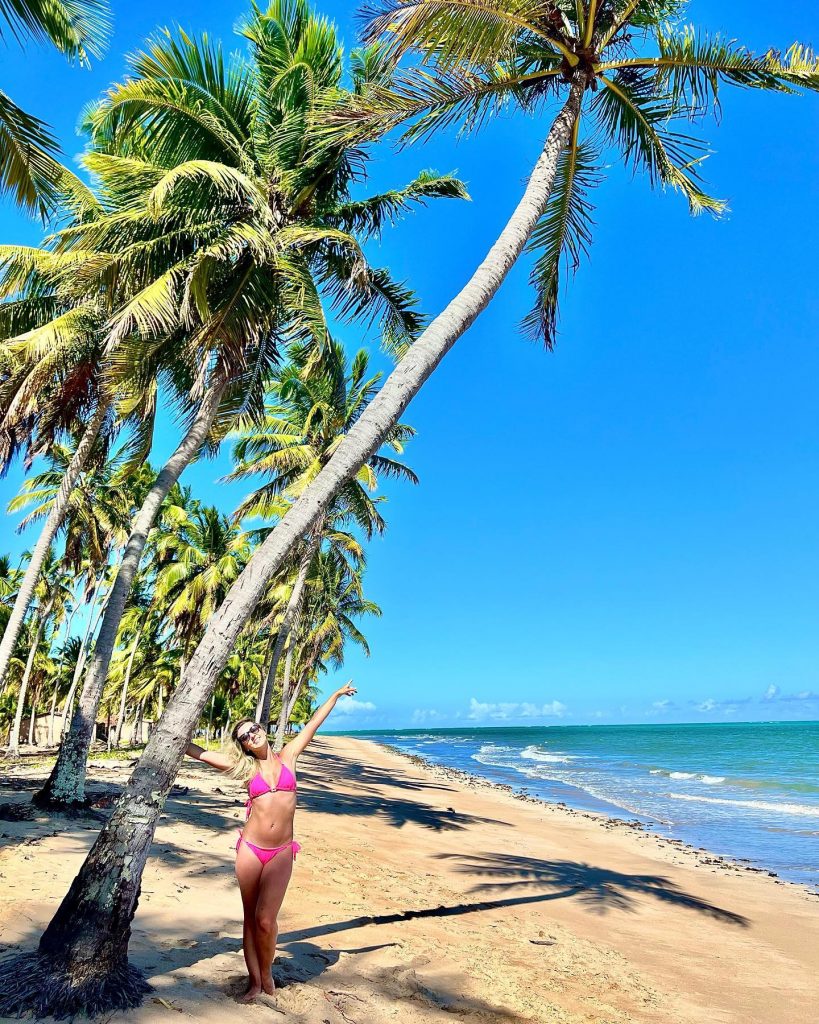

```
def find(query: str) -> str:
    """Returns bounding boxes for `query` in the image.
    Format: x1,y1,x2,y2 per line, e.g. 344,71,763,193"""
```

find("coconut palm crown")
333,0,819,343
227,338,417,536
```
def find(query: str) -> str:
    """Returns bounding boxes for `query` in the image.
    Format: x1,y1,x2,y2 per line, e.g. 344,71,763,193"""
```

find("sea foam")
668,793,819,818
520,745,574,764
651,769,727,785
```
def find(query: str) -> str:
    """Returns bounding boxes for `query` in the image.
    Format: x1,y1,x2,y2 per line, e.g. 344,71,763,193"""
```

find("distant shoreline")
371,738,819,899
330,718,819,733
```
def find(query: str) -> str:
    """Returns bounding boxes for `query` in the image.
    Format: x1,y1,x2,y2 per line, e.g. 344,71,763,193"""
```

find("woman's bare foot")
261,975,276,996
238,980,262,1003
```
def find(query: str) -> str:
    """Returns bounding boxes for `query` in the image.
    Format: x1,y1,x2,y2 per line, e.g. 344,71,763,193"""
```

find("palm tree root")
0,951,151,1019
31,786,91,811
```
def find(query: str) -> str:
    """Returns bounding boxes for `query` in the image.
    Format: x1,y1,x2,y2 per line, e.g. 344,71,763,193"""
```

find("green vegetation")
0,0,817,1018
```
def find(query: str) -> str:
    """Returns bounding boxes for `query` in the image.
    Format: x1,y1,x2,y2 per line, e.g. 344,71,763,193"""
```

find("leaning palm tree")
0,250,121,694
4,2,818,1017
34,0,463,809
0,0,111,215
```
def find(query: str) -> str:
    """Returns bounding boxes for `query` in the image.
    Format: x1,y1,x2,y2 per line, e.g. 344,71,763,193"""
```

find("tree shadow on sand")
295,749,512,833
434,851,750,925
278,851,747,945
297,749,456,797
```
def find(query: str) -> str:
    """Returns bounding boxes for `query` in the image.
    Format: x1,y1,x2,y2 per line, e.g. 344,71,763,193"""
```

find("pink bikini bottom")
236,834,301,866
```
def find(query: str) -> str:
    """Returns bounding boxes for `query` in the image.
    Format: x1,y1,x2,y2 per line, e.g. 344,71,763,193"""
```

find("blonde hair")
225,718,263,782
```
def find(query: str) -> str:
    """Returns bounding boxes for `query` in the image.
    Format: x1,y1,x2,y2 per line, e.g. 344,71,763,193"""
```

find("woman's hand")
335,682,356,699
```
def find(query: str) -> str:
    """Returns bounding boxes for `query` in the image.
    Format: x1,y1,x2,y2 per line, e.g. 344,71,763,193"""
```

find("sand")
0,734,816,1024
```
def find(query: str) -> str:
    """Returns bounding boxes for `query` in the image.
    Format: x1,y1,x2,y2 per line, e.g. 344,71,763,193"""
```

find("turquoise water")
351,722,819,887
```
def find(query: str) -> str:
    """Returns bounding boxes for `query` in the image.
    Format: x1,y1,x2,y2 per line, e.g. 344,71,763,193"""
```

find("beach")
1,735,817,1024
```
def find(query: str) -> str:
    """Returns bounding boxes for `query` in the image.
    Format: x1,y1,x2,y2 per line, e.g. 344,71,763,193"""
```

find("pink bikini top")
246,756,297,815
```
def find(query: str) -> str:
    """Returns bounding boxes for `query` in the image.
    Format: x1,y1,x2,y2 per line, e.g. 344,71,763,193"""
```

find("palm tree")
289,677,320,730
152,505,253,661
35,0,463,809
273,545,379,748
0,108,111,689
0,0,111,216
0,206,148,696
5,2,819,1016
227,338,415,722
107,576,152,749
7,549,71,752
0,555,22,632
7,442,133,569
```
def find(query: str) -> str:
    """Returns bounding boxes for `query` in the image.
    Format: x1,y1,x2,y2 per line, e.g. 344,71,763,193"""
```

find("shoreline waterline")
344,722,819,891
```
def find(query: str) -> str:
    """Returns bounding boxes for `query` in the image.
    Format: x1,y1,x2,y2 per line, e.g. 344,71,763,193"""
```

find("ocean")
349,722,819,887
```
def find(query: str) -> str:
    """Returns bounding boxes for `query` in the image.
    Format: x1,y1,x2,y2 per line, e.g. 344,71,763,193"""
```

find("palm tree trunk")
56,573,108,746
272,624,300,751
34,381,226,809
113,623,142,749
283,668,308,738
0,402,109,691
8,597,54,753
0,80,585,1015
281,638,320,744
48,602,79,746
47,681,60,748
27,682,42,746
256,531,318,726
205,693,215,745
131,698,145,748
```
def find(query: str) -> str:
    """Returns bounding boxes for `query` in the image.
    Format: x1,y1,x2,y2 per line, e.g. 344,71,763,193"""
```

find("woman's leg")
253,848,295,994
235,841,264,1000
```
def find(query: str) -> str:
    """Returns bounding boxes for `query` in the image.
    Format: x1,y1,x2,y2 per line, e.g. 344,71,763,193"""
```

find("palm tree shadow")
435,852,749,925
294,749,512,833
278,851,747,946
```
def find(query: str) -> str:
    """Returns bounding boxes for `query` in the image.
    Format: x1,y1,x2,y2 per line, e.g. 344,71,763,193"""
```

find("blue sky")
2,1,819,729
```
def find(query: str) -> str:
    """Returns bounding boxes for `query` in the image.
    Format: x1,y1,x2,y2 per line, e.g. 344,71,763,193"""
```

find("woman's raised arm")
185,741,234,772
284,683,356,760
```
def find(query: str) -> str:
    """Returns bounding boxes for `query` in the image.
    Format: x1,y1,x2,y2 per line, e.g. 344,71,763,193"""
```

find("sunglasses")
237,723,264,743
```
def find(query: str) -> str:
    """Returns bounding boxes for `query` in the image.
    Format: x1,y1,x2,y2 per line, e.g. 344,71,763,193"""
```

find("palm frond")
0,89,63,216
360,0,577,71
329,169,468,238
593,70,725,215
602,28,819,114
522,129,601,345
146,160,271,220
320,61,563,147
1,0,111,62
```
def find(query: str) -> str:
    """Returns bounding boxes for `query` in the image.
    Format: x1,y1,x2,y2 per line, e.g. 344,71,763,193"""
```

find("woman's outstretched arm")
185,741,234,771
283,683,356,760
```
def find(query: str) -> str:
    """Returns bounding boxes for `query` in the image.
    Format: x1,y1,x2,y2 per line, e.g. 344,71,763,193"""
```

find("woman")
185,682,356,1000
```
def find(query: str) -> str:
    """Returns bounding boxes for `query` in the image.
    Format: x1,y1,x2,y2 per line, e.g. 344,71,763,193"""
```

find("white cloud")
696,698,717,713
467,698,566,722
759,684,818,704
411,708,444,724
652,699,673,710
781,689,819,703
335,698,376,716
